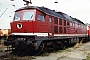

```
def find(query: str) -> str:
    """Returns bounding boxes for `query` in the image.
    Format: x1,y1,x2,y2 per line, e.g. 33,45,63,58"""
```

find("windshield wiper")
30,15,33,19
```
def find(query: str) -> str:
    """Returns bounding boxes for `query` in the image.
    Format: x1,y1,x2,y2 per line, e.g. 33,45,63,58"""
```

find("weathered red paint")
11,7,88,37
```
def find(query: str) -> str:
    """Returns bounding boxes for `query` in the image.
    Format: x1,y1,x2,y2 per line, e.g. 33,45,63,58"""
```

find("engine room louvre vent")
64,27,66,33
59,27,62,33
54,26,58,33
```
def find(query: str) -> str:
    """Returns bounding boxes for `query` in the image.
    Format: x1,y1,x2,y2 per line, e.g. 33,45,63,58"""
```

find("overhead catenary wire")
0,8,8,17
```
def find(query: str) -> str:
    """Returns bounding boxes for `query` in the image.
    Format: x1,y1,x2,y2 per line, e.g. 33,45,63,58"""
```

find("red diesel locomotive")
4,6,89,54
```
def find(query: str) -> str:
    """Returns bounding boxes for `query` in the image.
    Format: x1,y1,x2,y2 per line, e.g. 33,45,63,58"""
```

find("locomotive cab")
11,9,37,33
11,6,52,36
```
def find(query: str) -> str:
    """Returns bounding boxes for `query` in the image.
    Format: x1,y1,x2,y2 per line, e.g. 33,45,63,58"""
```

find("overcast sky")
0,0,90,29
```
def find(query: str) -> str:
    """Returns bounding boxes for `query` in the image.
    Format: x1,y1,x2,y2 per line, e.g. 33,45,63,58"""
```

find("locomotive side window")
64,27,66,33
78,24,80,28
81,25,83,29
75,23,78,28
59,18,62,25
67,21,70,26
54,26,58,33
37,14,45,22
54,17,58,24
49,17,52,23
73,23,75,27
23,11,34,20
59,27,62,33
14,12,21,21
64,20,66,26
70,22,73,26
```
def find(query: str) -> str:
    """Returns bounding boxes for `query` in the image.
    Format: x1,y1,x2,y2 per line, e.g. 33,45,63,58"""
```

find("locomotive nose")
17,23,22,29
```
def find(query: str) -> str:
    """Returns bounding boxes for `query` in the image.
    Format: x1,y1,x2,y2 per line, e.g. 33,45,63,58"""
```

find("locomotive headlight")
17,23,22,29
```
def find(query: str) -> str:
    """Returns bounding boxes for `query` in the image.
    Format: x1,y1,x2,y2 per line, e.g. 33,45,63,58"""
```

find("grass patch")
3,55,36,60
57,48,73,53
86,53,90,60
41,52,50,56
0,53,36,60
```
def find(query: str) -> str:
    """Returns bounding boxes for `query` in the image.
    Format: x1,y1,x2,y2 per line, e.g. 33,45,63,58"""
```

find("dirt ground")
32,42,90,60
1,41,90,60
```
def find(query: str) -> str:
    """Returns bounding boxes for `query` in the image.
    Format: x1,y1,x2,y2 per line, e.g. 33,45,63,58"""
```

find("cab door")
48,17,53,38
37,14,47,32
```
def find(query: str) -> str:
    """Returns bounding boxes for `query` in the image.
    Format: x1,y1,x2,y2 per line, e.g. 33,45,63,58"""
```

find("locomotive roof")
72,18,85,25
57,12,73,21
16,6,65,19
16,6,84,24
15,6,73,21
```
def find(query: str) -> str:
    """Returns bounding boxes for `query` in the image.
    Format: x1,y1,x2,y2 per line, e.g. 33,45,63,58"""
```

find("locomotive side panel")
36,10,48,33
35,9,54,37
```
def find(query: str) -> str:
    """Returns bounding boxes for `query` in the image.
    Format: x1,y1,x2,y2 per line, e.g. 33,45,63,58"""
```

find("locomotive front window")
23,11,34,20
14,12,21,21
